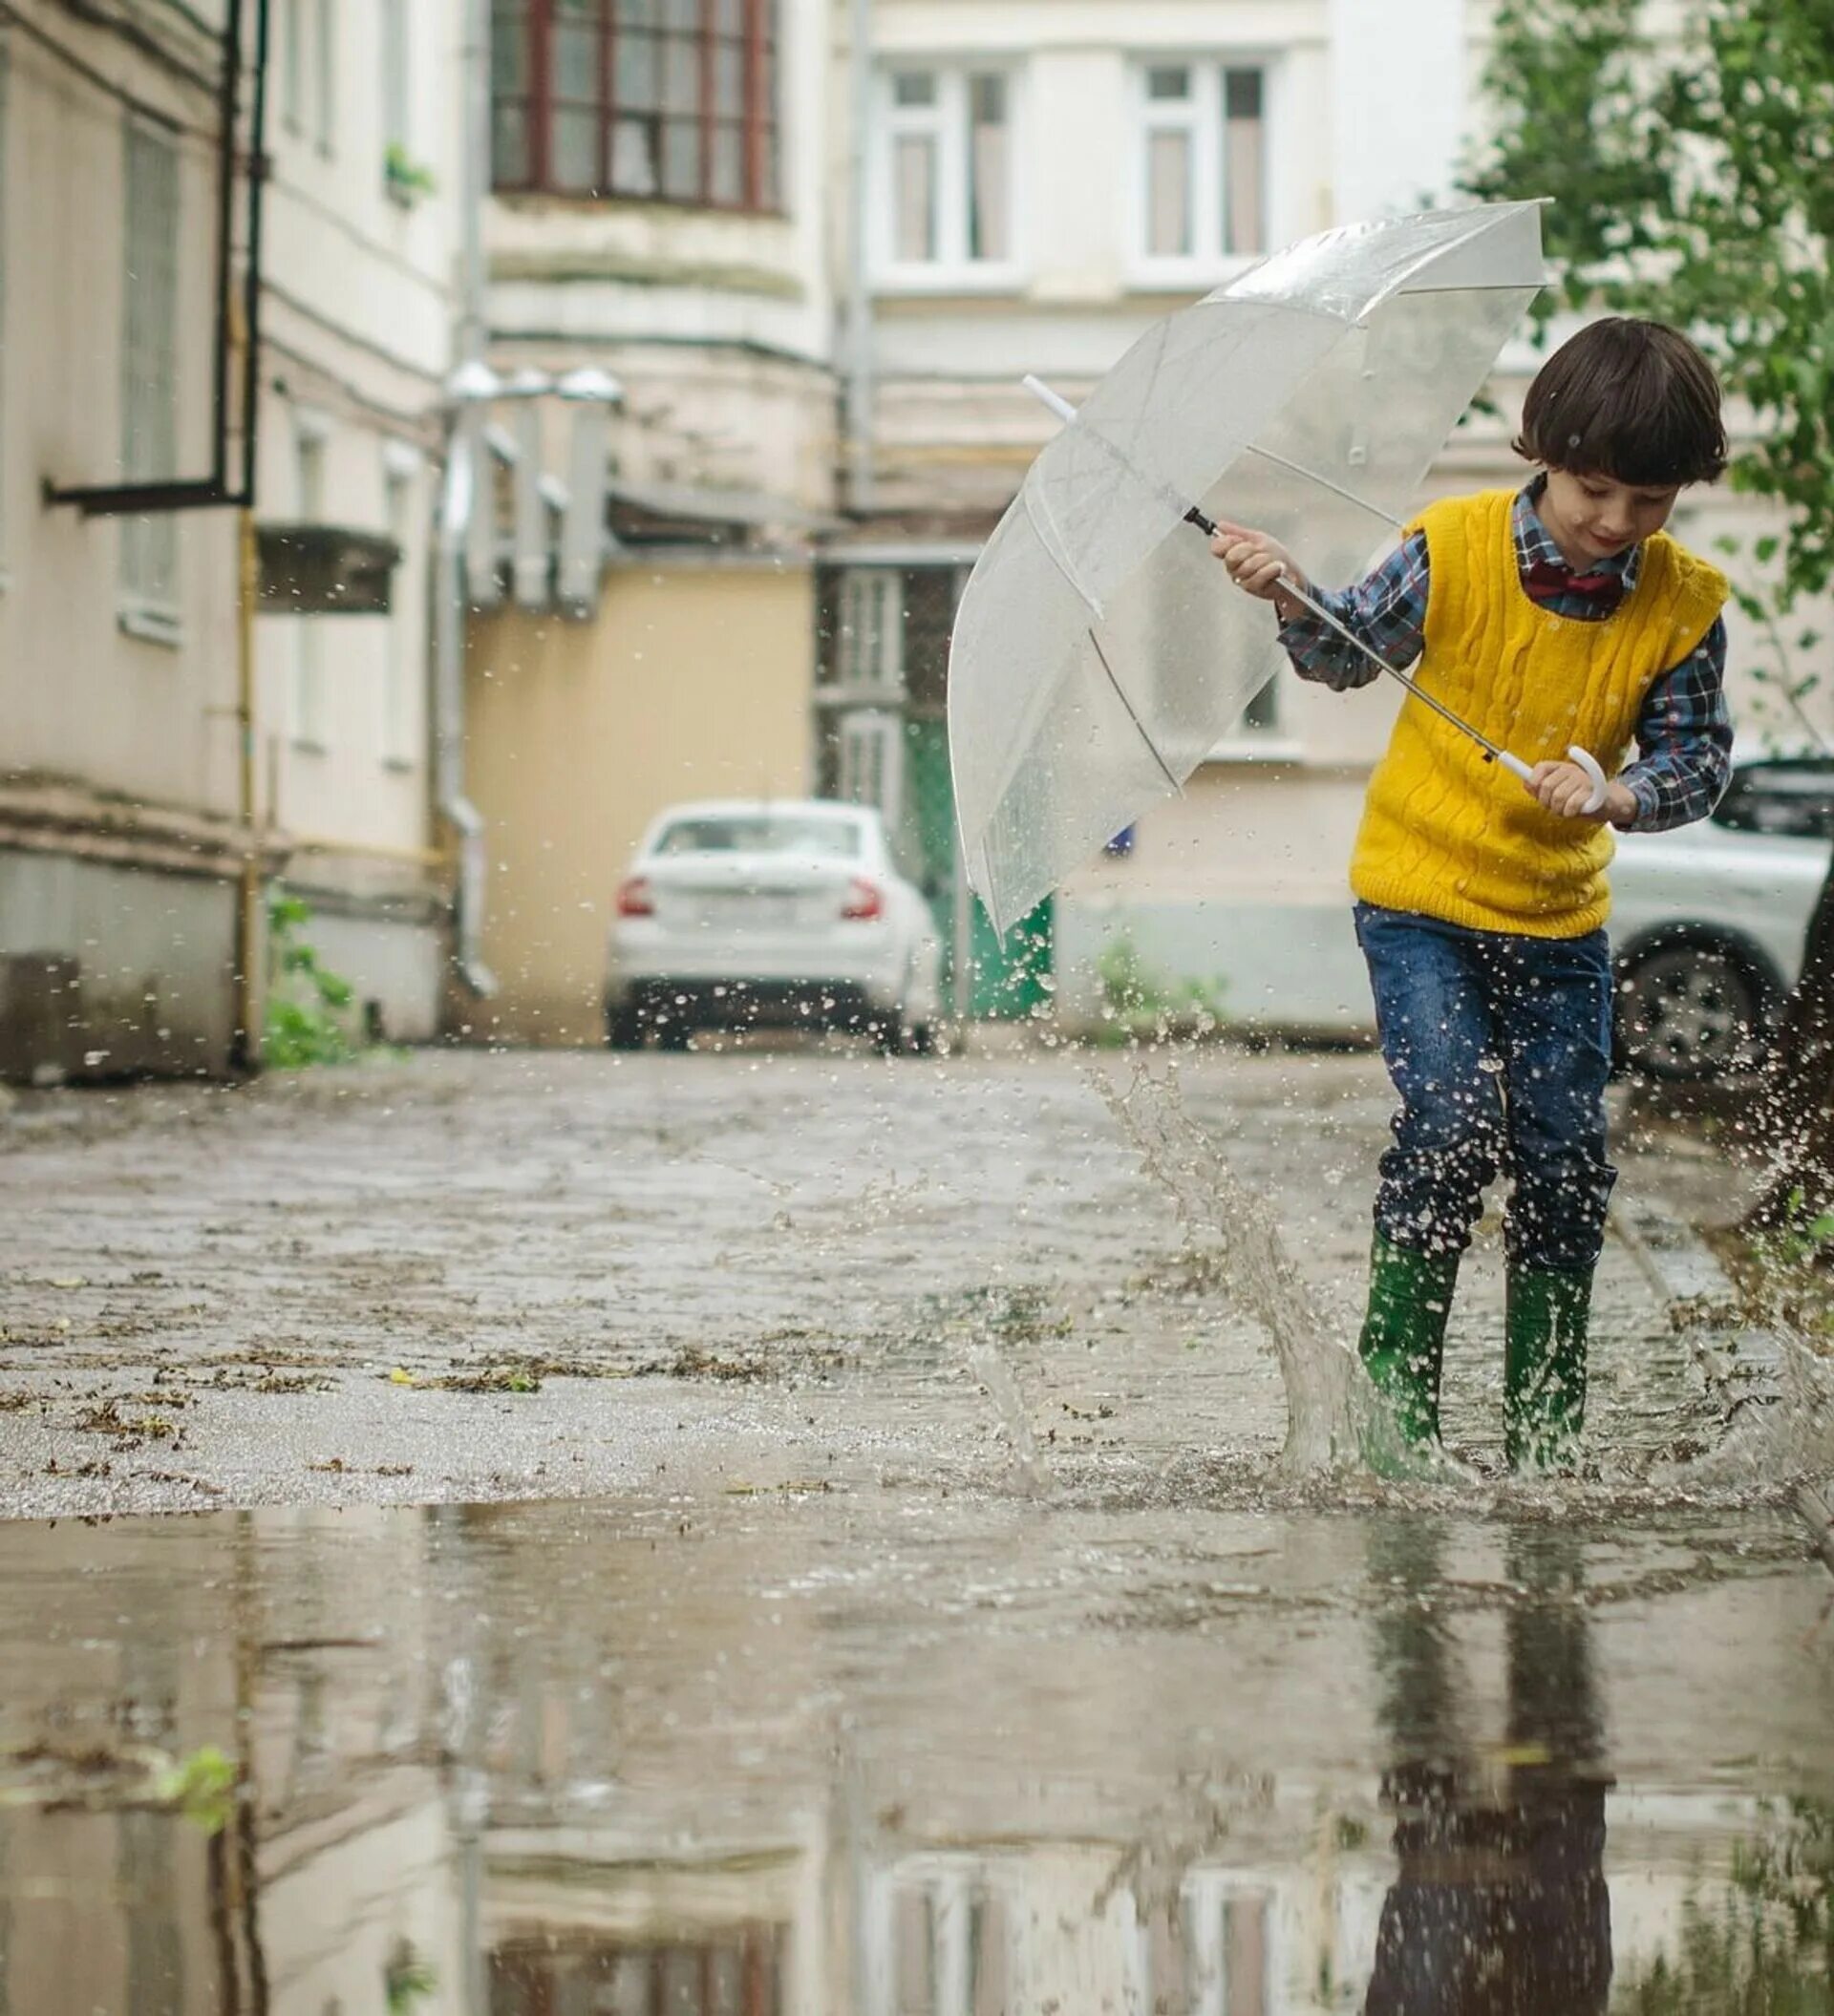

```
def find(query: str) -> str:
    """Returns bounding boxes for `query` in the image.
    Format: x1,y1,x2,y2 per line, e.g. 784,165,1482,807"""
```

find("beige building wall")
0,6,245,1078
0,10,238,816
0,0,462,1075
251,0,463,1045
467,565,817,1044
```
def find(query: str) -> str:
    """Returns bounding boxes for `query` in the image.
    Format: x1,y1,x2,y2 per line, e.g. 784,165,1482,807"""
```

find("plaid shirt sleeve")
1274,532,1429,690
1620,616,1733,832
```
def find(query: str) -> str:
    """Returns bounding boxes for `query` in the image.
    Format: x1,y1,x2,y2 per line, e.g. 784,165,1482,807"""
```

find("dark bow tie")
1523,557,1624,612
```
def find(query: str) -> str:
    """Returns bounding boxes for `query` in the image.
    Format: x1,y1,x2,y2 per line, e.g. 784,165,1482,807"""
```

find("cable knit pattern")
1350,490,1727,938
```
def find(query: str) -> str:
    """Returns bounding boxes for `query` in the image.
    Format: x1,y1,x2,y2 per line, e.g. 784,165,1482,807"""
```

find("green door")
904,716,1054,1021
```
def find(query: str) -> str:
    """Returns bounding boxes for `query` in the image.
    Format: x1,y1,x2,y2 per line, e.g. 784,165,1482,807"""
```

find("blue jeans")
1354,903,1617,1271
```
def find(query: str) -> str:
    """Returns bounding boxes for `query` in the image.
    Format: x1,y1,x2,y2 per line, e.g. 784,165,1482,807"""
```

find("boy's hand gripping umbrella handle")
1019,374,1610,817
1270,572,1610,815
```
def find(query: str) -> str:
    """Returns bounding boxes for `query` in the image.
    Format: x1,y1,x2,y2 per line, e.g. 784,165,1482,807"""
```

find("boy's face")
1539,469,1681,564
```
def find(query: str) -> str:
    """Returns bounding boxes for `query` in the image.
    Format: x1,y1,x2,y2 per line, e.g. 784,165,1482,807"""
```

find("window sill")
815,684,905,710
491,185,788,224
1126,254,1261,295
872,264,1028,297
118,605,183,649
1202,738,1305,765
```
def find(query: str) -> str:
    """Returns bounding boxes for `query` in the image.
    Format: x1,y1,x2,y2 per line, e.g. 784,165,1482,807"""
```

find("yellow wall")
465,564,816,1045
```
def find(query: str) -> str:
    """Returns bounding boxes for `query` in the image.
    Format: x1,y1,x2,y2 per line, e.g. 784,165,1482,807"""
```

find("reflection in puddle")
0,1500,1827,2012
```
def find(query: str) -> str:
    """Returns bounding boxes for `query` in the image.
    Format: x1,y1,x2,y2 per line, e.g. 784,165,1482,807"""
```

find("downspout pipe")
843,0,874,514
437,419,497,1000
439,0,497,1001
43,0,269,515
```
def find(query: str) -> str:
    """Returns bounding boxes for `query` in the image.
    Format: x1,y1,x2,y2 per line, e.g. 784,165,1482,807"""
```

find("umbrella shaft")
1018,373,1517,775
1272,572,1514,770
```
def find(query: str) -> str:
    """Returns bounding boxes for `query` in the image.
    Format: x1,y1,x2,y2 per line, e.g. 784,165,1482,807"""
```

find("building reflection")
490,1926,783,2015
0,1502,1825,2015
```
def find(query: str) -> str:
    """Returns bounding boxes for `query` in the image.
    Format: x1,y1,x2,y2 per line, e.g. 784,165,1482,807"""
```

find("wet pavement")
1,1047,1830,2009
0,1049,1759,1515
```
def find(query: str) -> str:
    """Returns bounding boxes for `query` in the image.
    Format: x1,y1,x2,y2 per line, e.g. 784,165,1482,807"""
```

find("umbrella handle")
1502,744,1609,815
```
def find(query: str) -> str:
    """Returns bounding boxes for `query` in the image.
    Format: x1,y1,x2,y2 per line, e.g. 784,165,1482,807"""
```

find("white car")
605,799,944,1053
1611,757,1834,1077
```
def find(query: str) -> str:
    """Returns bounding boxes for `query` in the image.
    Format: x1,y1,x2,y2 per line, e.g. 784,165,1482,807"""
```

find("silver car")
606,799,945,1053
1611,756,1834,1077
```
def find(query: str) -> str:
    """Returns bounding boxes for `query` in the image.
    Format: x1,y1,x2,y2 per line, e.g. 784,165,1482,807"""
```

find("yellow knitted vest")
1350,489,1727,938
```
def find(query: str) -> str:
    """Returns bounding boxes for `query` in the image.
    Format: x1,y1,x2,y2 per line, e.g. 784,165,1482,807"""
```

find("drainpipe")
232,505,264,1068
439,0,497,1000
843,0,874,514
437,413,497,999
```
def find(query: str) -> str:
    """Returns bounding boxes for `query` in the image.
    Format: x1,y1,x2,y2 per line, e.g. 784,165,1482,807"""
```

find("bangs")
1514,319,1728,487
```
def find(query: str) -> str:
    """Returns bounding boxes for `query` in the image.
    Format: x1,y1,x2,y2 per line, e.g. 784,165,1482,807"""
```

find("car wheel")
606,1002,645,1050
906,1022,937,1057
1616,941,1765,1079
868,1015,906,1056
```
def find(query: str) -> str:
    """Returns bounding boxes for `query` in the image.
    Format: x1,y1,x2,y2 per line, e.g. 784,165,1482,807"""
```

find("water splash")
1095,1055,1363,1475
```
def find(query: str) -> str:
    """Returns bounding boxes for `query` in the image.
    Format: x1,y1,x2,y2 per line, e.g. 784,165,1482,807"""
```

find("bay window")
492,0,779,211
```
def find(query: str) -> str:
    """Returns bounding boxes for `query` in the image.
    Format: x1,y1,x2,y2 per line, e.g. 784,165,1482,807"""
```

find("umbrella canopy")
948,202,1546,934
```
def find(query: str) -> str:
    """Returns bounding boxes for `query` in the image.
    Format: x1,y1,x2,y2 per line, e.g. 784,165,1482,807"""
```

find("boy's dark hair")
1513,317,1727,486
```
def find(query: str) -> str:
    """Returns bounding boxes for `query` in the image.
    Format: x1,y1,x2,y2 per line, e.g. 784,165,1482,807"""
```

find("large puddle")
0,1493,1829,2011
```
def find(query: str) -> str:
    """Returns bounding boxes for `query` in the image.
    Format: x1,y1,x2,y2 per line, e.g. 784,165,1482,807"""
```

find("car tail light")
616,876,655,919
841,877,884,922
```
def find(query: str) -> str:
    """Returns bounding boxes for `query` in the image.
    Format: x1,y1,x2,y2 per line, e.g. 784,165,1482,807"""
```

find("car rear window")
653,816,864,859
1715,761,1834,838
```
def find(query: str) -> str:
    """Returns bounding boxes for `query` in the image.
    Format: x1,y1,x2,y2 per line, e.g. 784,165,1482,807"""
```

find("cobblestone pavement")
0,1044,1750,1518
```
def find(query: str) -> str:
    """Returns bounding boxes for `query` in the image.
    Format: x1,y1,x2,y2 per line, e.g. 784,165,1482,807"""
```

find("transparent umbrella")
948,202,1548,935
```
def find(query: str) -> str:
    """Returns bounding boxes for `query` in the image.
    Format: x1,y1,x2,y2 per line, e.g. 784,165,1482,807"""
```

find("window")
835,570,904,697
281,0,304,130
878,64,1013,279
381,0,410,157
119,117,181,639
1135,60,1269,275
292,420,329,746
381,462,415,765
315,0,337,154
838,711,903,828
491,0,780,212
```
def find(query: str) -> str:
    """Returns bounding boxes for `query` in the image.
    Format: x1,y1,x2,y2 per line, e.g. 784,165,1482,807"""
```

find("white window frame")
872,61,1022,292
380,444,418,769
118,115,182,646
838,709,905,834
314,0,337,156
1128,54,1276,290
1205,673,1301,763
381,0,410,159
832,568,906,705
280,0,304,132
1183,1871,1279,2016
291,411,331,749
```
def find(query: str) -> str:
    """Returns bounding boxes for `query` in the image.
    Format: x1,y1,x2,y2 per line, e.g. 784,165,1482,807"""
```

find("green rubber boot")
1504,1265,1593,1473
1357,1234,1461,1462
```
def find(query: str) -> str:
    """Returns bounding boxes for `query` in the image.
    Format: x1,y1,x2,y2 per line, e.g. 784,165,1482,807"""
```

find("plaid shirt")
1277,481,1732,832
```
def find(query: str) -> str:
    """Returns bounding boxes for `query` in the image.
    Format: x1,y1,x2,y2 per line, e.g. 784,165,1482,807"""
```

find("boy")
1212,317,1731,1471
